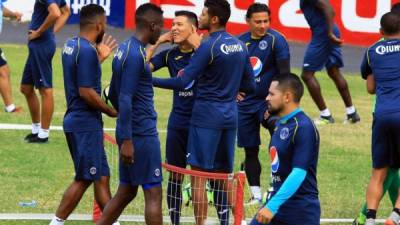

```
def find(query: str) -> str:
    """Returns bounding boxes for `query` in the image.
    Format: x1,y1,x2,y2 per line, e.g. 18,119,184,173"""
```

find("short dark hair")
135,3,164,29
392,3,400,14
204,0,230,26
380,12,400,35
272,73,304,103
175,10,199,28
79,4,105,28
246,3,271,19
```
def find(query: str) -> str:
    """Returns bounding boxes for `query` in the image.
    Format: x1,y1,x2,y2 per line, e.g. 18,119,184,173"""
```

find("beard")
96,30,105,44
267,102,283,115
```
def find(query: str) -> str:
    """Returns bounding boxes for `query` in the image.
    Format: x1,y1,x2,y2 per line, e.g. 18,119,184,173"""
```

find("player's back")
111,37,157,137
365,39,400,115
62,37,102,132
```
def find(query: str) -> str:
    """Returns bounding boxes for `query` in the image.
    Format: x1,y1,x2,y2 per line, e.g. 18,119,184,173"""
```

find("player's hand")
106,108,118,118
187,25,203,49
97,34,118,62
13,12,23,22
28,30,41,41
256,207,274,224
157,31,173,44
236,92,246,102
328,32,343,45
120,140,134,165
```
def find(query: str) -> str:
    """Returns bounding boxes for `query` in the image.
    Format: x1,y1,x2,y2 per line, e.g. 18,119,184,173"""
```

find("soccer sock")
366,209,377,219
32,123,40,134
167,179,182,225
250,186,262,200
38,128,49,139
320,108,331,117
244,147,261,193
5,104,15,112
346,106,356,115
49,216,65,225
210,181,229,225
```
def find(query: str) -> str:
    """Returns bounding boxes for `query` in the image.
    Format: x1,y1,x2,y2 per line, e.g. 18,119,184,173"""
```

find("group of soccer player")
2,0,399,224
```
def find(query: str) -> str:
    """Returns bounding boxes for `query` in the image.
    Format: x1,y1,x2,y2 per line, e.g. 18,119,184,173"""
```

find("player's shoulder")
266,28,287,41
238,31,251,41
293,112,315,129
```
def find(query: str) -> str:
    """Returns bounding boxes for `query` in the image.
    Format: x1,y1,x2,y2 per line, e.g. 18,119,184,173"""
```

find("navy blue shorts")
187,126,236,172
119,136,163,186
21,40,56,88
303,31,343,72
372,112,400,169
65,131,110,181
238,101,268,148
166,128,189,168
0,48,7,67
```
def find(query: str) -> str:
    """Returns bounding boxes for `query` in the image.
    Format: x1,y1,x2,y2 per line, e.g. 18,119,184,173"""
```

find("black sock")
393,208,400,215
366,209,377,219
209,180,230,225
167,179,182,225
244,147,261,187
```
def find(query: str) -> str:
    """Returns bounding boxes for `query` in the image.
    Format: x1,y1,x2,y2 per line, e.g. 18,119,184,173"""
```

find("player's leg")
190,166,208,225
388,169,400,206
143,184,163,225
0,49,21,113
93,138,112,210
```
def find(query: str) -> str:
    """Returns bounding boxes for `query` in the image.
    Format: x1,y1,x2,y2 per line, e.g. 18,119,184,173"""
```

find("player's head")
391,2,400,14
266,73,304,115
172,10,198,44
380,12,400,36
135,3,164,45
79,4,106,44
198,0,230,30
246,3,271,38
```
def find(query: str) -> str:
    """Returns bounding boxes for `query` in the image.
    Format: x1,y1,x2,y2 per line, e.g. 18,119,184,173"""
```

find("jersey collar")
279,108,302,124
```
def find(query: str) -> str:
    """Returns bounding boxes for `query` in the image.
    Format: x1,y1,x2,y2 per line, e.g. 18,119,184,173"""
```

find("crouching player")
251,73,320,225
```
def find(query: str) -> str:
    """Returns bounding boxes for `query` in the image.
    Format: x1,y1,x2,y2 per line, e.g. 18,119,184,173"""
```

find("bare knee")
301,71,314,82
0,65,10,79
20,85,34,96
39,88,53,97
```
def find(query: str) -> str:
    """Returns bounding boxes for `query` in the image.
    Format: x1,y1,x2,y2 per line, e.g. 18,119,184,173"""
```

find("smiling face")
247,11,270,38
171,15,193,44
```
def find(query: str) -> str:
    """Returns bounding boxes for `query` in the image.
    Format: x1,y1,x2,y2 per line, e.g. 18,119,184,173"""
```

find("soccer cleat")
314,115,335,125
384,211,400,225
27,136,48,143
344,111,361,124
365,218,376,225
5,106,22,113
24,133,38,141
244,196,262,206
352,213,366,225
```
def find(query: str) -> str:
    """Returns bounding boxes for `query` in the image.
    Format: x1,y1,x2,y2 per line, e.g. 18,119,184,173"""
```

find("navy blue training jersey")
361,39,400,116
111,36,158,139
300,0,340,41
62,37,103,132
150,46,195,129
269,110,320,221
238,29,290,104
30,0,66,43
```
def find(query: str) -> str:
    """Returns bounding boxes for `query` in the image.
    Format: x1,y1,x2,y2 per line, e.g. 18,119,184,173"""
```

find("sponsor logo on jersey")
375,44,400,55
177,69,195,90
220,43,244,55
270,146,280,173
250,56,262,77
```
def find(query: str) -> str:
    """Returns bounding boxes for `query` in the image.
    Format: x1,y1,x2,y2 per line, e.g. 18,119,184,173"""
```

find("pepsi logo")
177,69,195,90
269,146,280,173
250,56,262,77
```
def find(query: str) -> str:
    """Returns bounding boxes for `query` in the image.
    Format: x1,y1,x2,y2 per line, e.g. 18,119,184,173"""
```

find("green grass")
0,44,392,224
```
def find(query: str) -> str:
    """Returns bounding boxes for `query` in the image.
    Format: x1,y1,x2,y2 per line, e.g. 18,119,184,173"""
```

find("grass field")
0,43,392,224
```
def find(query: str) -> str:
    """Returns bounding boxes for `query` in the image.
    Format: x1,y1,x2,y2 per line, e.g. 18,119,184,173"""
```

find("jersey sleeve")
117,47,143,140
361,50,372,80
150,49,169,72
292,120,319,170
273,34,291,74
76,46,99,88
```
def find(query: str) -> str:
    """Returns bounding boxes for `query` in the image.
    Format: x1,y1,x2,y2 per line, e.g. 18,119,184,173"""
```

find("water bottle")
18,200,37,207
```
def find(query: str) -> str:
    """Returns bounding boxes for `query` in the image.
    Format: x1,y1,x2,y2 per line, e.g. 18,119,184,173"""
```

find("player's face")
266,81,285,115
95,15,107,44
149,18,164,45
198,7,211,30
247,12,270,38
172,16,194,44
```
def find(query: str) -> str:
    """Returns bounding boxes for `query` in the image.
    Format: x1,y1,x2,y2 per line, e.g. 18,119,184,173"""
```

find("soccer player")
250,73,320,225
96,3,164,225
20,0,70,143
300,0,360,124
0,1,22,113
353,4,400,225
147,10,198,225
49,4,118,225
360,12,400,225
237,3,290,204
152,0,255,224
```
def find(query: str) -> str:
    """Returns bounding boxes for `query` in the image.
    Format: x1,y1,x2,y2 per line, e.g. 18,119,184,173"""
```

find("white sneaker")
365,218,376,225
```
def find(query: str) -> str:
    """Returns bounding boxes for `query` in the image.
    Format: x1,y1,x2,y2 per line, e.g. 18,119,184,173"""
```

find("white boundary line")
0,123,167,133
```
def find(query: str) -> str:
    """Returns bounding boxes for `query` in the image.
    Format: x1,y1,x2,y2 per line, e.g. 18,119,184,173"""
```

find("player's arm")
274,34,291,75
149,49,169,73
152,41,210,90
53,2,70,33
315,0,342,44
360,50,375,94
2,7,22,22
240,54,256,94
77,48,117,118
117,50,142,165
28,2,61,40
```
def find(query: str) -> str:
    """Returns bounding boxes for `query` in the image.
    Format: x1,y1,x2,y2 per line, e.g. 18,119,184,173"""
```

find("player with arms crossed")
147,10,198,225
237,3,290,204
50,4,118,225
96,3,164,225
20,0,70,143
300,0,359,124
251,73,320,225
